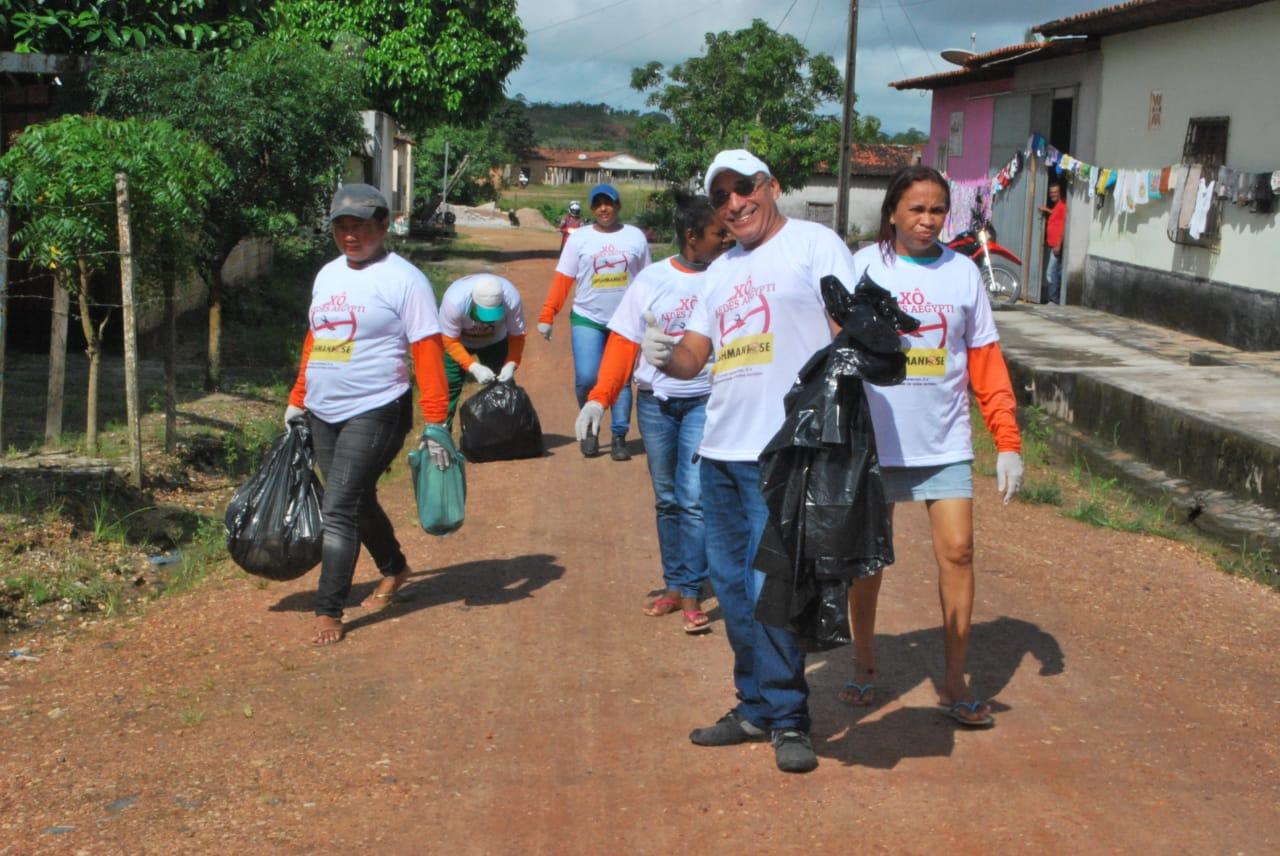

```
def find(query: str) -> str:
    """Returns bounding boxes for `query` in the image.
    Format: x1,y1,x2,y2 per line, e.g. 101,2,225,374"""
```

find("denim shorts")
880,460,973,503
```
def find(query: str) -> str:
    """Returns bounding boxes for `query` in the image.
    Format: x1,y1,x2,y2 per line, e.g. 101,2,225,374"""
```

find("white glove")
537,322,553,340
468,362,496,384
640,311,678,369
421,425,453,471
283,404,306,428
498,361,517,382
996,451,1024,505
575,401,604,441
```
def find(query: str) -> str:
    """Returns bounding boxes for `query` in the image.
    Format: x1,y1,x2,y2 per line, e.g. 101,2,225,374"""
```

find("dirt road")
2,225,1277,854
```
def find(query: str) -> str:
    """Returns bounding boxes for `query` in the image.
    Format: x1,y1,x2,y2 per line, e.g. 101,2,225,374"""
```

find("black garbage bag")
755,273,918,650
459,380,544,462
224,420,324,580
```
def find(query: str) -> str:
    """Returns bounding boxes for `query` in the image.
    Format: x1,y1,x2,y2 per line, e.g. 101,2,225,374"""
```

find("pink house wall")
921,78,1014,182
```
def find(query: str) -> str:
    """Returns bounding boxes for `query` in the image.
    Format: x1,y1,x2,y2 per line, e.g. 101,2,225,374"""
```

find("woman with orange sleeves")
574,194,731,633
843,166,1024,725
437,273,527,427
539,183,650,460
284,184,453,646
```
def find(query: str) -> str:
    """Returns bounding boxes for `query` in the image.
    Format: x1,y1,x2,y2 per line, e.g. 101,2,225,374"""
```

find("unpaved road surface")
3,225,1278,854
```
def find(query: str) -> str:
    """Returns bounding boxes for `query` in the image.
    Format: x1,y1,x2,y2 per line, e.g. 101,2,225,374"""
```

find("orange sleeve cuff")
410,334,450,424
538,273,575,325
506,333,526,365
587,333,640,407
288,330,313,408
969,341,1021,453
441,334,474,369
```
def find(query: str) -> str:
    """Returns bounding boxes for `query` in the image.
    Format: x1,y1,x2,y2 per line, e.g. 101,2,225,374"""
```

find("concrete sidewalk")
994,304,1280,553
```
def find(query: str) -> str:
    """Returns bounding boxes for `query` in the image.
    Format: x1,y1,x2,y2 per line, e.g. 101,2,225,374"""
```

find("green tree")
888,128,929,146
1,1,273,53
274,0,527,131
90,38,367,390
630,19,845,190
0,115,228,453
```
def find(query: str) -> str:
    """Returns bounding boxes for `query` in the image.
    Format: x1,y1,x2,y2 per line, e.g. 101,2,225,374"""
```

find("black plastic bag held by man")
225,419,325,580
753,273,919,651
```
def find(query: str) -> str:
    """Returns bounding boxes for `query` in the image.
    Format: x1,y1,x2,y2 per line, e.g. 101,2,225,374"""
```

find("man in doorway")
1039,179,1066,304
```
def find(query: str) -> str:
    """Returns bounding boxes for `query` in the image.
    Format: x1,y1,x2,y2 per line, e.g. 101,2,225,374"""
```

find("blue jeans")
635,391,708,598
309,390,413,619
570,323,631,437
1045,250,1062,304
700,458,809,731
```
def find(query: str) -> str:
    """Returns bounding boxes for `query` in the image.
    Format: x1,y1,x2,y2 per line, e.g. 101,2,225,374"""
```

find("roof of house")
889,38,1092,90
526,148,620,169
892,0,1266,91
814,144,920,176
1035,0,1269,38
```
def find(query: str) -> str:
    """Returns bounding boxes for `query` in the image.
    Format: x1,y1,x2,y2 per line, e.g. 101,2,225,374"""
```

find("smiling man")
640,149,861,773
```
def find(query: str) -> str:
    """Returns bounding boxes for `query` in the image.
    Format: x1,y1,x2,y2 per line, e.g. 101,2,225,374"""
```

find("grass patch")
970,403,1276,590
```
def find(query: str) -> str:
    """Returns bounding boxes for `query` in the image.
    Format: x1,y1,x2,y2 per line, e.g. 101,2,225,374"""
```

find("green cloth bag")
407,424,466,536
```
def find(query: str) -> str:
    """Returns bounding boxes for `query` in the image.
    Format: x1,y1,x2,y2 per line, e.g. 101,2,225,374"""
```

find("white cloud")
509,0,1105,132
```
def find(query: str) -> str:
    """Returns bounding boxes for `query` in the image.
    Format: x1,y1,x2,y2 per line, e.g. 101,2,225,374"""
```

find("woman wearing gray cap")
285,183,453,645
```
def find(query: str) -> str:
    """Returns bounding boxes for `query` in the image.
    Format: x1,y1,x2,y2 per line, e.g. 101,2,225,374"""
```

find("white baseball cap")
704,149,772,195
470,275,505,322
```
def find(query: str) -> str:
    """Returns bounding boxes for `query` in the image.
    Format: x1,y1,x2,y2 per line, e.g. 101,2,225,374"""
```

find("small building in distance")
779,143,921,236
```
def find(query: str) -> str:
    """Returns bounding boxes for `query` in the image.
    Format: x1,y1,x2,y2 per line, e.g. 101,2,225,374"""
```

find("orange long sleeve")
288,330,313,408
587,333,640,408
441,334,475,369
410,334,450,424
538,272,575,325
968,341,1021,453
506,333,526,366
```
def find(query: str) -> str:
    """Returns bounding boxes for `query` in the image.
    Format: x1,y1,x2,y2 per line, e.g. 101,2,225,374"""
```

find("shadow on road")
268,553,565,637
808,616,1065,768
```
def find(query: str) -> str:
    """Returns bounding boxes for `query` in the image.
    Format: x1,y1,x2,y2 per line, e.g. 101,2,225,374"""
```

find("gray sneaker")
771,729,818,773
689,710,768,746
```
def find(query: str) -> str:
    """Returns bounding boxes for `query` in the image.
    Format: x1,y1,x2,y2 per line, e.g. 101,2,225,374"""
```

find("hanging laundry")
1147,171,1162,201
1188,177,1216,239
1251,173,1274,214
1160,166,1174,194
1177,165,1201,230
1271,170,1280,195
1133,170,1150,206
1233,171,1255,205
1096,168,1112,196
1214,166,1234,199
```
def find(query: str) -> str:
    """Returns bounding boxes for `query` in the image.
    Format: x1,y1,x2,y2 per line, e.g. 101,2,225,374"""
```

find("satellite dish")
940,48,975,66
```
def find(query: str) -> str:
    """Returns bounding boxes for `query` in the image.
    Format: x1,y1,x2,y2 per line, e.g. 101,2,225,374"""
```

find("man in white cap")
641,149,861,773
437,272,527,426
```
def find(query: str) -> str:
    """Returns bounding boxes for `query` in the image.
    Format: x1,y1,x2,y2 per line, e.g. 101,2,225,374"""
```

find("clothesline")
941,132,1278,240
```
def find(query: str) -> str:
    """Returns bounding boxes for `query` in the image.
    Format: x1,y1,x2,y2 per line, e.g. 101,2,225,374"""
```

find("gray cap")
329,183,389,222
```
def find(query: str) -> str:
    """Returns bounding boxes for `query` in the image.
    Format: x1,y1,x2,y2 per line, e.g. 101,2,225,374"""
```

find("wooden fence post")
115,172,143,488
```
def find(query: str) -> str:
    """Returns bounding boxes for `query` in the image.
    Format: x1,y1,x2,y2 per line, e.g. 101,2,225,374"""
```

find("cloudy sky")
506,0,1108,133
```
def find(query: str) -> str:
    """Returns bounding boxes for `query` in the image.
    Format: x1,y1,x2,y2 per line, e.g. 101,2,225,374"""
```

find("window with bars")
1171,116,1228,247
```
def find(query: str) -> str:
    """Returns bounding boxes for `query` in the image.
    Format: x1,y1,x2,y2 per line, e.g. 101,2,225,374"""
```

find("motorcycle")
557,214,584,249
946,222,1022,306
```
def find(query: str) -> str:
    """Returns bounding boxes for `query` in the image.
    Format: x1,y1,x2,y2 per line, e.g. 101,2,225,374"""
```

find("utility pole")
835,0,860,239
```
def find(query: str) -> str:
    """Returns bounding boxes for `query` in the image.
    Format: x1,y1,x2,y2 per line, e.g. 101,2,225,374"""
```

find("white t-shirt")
686,219,858,461
438,274,527,349
303,252,442,423
608,257,712,399
853,244,999,467
554,224,650,325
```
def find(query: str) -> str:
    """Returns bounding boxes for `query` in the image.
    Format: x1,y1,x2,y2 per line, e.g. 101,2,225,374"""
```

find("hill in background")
525,101,667,155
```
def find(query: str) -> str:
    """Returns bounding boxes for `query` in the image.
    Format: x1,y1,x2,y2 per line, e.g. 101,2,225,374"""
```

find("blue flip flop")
940,700,994,727
839,681,880,706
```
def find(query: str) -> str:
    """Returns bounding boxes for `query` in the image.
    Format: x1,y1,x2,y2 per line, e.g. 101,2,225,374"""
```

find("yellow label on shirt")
310,337,354,362
905,348,946,377
714,333,774,374
591,271,628,289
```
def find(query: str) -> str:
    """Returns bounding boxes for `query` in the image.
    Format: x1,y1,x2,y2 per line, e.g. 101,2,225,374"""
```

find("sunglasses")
710,174,766,209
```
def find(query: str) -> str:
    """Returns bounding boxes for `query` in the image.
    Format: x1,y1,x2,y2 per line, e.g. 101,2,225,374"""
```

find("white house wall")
779,176,889,236
1089,2,1280,296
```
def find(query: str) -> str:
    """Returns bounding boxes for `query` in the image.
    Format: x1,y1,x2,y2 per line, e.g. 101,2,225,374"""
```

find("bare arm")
664,331,713,380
